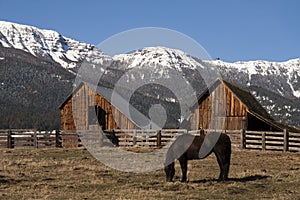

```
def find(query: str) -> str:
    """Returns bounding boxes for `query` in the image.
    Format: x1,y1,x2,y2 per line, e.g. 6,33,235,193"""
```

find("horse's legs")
214,150,230,181
178,155,188,182
214,151,225,180
223,149,231,180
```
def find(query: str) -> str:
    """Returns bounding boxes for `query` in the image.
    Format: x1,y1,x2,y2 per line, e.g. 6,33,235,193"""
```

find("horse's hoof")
218,178,228,182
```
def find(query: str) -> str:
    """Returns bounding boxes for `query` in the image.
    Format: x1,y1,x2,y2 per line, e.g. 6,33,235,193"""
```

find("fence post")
200,129,205,136
262,132,266,151
33,130,38,148
283,129,289,152
157,130,162,148
132,130,137,146
55,130,61,147
240,129,246,149
112,130,119,147
7,130,14,148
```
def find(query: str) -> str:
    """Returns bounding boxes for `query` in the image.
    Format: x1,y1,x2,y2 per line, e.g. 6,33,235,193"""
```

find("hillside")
0,21,299,129
0,46,74,129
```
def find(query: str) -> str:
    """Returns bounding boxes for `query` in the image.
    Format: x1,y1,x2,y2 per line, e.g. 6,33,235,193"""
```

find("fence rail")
241,129,300,152
60,129,300,152
0,129,299,152
0,129,61,148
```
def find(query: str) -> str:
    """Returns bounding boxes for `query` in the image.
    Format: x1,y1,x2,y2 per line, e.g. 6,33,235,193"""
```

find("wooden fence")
0,129,61,148
241,129,300,152
60,129,188,148
0,129,299,152
60,129,300,152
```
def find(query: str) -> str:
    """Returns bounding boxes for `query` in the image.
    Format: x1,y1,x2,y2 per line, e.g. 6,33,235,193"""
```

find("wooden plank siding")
60,98,76,130
190,81,248,130
60,84,139,131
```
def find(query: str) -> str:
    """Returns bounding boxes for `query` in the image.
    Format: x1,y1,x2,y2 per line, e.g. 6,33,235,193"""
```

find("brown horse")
164,132,231,182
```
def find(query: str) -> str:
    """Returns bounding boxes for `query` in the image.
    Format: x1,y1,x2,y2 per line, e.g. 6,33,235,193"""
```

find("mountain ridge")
0,21,111,71
0,21,299,129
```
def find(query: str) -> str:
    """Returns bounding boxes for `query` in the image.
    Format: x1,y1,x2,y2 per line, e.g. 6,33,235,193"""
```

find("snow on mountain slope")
0,20,299,127
112,46,300,127
113,46,202,71
113,46,300,99
0,21,111,69
206,58,300,98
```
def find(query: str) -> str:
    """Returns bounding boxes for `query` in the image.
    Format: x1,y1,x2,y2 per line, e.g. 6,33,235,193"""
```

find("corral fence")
0,129,299,152
0,129,61,148
61,129,300,152
241,129,300,152
61,129,189,148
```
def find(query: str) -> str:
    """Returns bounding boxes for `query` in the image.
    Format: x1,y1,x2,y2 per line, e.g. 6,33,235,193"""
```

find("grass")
0,147,299,199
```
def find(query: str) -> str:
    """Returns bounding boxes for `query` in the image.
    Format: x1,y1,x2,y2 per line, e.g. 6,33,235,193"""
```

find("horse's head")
164,163,175,182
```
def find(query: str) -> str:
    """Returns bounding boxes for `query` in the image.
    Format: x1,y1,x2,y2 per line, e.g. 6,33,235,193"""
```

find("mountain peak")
113,46,201,71
0,21,111,69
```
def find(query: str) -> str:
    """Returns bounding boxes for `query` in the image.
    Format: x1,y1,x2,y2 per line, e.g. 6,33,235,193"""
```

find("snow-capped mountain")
0,21,299,129
113,47,217,105
0,21,111,70
112,46,300,128
208,59,300,98
114,46,300,98
114,46,201,71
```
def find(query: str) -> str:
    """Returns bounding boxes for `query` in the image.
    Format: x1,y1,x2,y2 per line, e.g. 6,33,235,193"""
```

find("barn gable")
189,78,288,131
59,82,142,130
60,79,299,133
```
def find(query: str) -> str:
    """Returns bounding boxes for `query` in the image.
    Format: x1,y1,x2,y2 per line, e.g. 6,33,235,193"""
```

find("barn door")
96,106,106,130
88,106,107,130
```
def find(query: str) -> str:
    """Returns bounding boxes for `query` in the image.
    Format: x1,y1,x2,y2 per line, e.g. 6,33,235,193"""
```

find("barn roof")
193,78,300,132
59,82,112,110
59,82,160,129
60,79,300,132
221,79,271,120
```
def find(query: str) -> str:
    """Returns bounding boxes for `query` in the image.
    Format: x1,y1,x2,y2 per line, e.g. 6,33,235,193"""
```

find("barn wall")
190,83,247,130
60,84,139,130
60,98,76,130
94,93,139,130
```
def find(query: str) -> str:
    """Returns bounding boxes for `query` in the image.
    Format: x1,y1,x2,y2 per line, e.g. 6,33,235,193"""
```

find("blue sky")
0,0,299,62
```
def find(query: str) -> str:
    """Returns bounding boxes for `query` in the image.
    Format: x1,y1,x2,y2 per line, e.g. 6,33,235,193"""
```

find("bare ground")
0,148,299,199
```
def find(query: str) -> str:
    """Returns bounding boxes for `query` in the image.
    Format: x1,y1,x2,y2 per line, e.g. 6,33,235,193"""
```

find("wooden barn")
189,78,286,131
59,82,140,131
60,79,295,133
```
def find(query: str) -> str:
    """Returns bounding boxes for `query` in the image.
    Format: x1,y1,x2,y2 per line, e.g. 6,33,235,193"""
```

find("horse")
164,132,231,182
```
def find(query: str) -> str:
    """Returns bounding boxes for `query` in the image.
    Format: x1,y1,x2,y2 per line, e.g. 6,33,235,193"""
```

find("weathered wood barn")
189,78,286,131
60,79,293,132
59,82,141,131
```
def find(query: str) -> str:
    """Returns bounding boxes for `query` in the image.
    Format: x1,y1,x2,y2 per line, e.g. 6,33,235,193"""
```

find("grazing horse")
164,132,231,182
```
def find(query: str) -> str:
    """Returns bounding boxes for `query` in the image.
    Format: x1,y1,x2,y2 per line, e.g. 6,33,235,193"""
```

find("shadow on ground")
0,175,21,184
190,174,270,183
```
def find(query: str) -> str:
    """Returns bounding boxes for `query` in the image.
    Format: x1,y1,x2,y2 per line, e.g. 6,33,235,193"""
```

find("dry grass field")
0,147,299,199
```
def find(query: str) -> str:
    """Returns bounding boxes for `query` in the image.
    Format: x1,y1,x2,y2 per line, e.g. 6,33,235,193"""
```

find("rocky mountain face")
0,21,111,71
0,21,299,129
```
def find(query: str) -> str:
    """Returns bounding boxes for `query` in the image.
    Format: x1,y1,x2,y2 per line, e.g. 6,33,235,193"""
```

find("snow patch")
113,46,201,70
294,90,300,98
